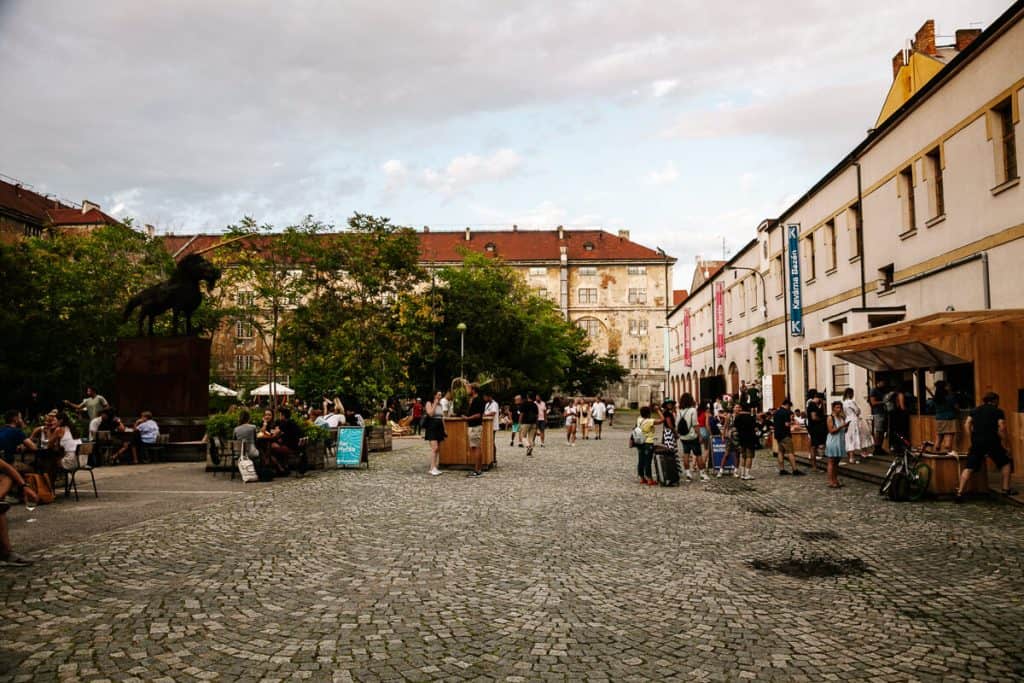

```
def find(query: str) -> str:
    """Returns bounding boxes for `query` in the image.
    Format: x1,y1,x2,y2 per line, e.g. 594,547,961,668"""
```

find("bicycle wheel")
906,462,932,501
879,462,899,497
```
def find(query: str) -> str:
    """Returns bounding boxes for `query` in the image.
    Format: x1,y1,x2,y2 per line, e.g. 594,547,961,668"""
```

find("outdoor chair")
224,439,244,480
143,433,170,463
65,442,98,501
95,430,117,466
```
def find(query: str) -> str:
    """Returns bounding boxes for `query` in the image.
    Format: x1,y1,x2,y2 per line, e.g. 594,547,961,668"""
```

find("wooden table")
438,417,495,470
923,453,988,495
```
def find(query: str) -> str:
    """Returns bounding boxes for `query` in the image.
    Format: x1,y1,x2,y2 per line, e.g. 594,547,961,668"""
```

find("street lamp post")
724,266,768,318
456,322,467,379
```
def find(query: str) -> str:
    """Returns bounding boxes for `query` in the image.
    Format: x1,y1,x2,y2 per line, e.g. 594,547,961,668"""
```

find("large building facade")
165,226,675,405
668,6,1024,476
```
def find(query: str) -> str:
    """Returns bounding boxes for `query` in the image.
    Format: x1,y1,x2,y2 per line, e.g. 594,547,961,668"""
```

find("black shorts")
680,439,701,456
966,443,1010,471
810,430,827,447
537,420,547,431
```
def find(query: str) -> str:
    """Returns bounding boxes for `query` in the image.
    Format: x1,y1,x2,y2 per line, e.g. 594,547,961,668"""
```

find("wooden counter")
923,453,989,496
438,417,495,469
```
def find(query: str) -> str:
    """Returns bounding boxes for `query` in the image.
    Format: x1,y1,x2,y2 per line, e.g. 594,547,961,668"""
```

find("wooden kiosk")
812,310,1024,493
438,416,495,469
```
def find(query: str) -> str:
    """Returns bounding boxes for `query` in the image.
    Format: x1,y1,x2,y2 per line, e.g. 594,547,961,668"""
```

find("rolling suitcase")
653,445,681,486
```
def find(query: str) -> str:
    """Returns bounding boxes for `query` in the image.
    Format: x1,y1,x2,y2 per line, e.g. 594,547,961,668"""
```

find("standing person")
805,392,828,472
841,388,868,464
956,392,1015,501
510,395,522,447
606,401,615,426
535,395,548,448
64,386,109,423
0,457,39,566
440,392,452,417
424,391,446,476
887,382,911,455
465,384,486,478
678,394,703,482
564,400,577,446
869,378,889,455
484,391,500,463
591,397,606,439
825,401,849,489
733,403,759,480
579,401,590,440
695,401,711,481
519,392,539,456
411,398,424,436
635,405,662,485
933,381,959,454
772,399,804,476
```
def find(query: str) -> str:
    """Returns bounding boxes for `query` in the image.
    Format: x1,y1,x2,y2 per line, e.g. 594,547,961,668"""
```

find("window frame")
627,287,647,304
577,287,598,304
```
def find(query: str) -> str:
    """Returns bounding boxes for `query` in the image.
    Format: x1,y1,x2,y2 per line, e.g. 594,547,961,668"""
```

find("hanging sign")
683,308,692,367
714,282,725,358
787,223,804,337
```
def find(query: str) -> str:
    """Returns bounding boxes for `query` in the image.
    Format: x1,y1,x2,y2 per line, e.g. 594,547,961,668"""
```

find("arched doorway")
728,362,740,395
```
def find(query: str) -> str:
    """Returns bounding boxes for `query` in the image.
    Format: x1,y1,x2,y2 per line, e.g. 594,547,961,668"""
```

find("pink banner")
714,282,725,358
683,308,692,367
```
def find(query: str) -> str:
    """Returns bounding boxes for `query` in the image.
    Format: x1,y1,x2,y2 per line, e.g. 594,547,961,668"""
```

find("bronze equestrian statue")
123,254,221,336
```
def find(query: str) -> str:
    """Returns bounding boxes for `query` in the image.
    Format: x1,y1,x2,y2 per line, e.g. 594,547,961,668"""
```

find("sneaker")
429,468,443,476
741,474,754,481
0,552,34,567
526,447,533,457
733,470,740,478
466,471,483,478
791,469,806,477
779,469,790,476
685,470,693,481
646,479,658,486
700,472,710,482
518,444,524,448
715,469,722,478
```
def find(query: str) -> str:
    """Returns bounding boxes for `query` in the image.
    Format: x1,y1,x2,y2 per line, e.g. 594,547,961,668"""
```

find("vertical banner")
683,308,692,367
714,282,725,358
787,223,804,336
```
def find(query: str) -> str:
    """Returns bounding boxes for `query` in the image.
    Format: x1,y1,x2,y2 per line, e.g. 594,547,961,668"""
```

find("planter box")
366,426,392,452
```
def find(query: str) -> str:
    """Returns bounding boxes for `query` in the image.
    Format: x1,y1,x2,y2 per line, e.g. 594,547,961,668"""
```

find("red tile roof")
0,178,71,225
163,229,675,263
46,207,118,226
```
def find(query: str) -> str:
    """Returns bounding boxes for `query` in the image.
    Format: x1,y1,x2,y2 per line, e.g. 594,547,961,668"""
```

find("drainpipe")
981,252,991,309
853,161,867,309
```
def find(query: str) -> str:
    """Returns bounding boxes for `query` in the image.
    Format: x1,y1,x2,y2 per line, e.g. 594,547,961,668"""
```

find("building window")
824,218,837,272
762,241,768,259
578,266,597,276
898,165,916,233
583,241,595,251
832,362,850,394
749,276,758,312
848,203,862,259
236,291,255,307
235,320,254,339
777,352,786,374
628,287,647,304
484,242,497,253
577,287,598,304
528,267,546,276
235,354,254,372
577,318,601,339
627,265,646,275
803,234,816,281
629,319,648,337
878,263,895,293
629,352,649,369
774,255,784,295
992,97,1018,184
537,288,549,299
925,146,945,218
738,281,747,313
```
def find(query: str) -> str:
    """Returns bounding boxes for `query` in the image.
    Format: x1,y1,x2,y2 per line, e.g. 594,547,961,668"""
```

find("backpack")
884,391,897,413
679,407,698,440
630,419,645,448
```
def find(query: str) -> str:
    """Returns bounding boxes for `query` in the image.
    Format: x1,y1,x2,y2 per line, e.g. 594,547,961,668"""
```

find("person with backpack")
678,394,705,482
633,404,663,485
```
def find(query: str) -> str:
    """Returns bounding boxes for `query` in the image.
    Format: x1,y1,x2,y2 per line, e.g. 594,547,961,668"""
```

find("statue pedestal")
115,337,211,442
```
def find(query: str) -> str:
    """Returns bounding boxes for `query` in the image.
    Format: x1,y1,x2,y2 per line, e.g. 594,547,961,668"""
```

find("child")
825,401,849,489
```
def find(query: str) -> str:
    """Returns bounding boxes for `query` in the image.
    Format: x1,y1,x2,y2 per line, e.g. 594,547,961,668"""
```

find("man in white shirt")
484,391,500,462
591,398,607,440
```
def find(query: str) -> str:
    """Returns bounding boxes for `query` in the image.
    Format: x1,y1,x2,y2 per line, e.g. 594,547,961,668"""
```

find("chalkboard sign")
335,426,365,468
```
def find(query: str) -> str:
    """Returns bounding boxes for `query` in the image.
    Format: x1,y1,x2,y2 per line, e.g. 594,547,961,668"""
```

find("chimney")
557,225,564,240
618,229,630,240
955,28,981,52
913,20,936,57
82,199,100,214
892,50,906,80
145,224,155,238
464,226,471,241
422,225,430,233
512,224,518,232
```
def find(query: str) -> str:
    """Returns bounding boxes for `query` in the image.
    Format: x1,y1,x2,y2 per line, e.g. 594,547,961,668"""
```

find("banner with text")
714,282,725,358
683,308,692,367
787,223,804,337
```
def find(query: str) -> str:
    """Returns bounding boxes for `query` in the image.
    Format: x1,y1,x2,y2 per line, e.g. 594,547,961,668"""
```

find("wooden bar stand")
438,417,494,470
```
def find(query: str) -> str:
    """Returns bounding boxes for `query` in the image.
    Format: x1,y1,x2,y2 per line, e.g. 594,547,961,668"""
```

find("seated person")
116,411,159,464
268,407,302,474
88,414,103,442
258,409,275,437
0,410,38,467
29,411,64,486
233,410,259,458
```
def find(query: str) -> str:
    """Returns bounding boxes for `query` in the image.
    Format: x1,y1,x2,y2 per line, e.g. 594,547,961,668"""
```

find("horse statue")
123,254,221,336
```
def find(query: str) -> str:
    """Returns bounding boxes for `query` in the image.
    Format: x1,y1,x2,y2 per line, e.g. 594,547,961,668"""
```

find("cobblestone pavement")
2,424,1023,682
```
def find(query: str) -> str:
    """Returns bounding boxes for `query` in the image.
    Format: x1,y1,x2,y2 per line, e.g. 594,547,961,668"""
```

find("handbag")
237,453,258,483
24,472,55,505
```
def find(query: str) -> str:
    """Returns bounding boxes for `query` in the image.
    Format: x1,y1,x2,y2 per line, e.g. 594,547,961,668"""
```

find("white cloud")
420,149,523,195
651,79,679,98
645,162,680,185
381,159,408,192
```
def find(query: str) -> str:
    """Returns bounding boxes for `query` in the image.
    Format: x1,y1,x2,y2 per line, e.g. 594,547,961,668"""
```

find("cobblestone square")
2,424,1022,682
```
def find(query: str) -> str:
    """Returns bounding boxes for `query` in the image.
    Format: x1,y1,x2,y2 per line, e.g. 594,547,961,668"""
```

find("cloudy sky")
0,1,1009,286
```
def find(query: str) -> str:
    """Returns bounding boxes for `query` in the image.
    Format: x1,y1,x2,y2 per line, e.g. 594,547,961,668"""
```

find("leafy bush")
205,412,238,440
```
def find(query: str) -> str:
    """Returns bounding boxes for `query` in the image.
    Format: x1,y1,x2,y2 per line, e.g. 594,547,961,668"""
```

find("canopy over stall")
208,382,238,397
249,382,295,397
813,310,1024,483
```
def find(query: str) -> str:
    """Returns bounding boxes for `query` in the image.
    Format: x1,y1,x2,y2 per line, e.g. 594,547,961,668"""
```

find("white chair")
65,442,98,501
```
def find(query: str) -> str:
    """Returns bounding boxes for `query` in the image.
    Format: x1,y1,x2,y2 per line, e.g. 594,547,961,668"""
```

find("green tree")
278,213,429,411
0,223,178,413
562,346,629,397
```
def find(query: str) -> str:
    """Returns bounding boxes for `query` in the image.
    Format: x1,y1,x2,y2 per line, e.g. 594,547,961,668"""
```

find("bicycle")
879,436,933,501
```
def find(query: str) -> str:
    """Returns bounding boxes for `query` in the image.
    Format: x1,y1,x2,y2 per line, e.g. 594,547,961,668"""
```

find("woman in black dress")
424,391,447,476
